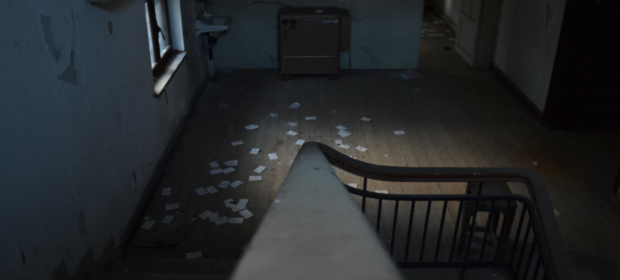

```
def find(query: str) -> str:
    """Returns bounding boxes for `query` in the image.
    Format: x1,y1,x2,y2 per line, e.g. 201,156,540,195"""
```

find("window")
144,0,174,73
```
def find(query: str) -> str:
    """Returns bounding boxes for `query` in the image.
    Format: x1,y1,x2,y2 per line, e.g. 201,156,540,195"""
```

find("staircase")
90,257,237,280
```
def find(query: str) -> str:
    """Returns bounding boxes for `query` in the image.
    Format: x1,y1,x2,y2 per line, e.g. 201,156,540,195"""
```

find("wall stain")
59,50,77,85
19,245,26,266
40,15,59,59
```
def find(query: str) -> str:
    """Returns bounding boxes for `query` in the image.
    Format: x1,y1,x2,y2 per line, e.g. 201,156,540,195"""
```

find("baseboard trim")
118,76,209,253
491,64,547,126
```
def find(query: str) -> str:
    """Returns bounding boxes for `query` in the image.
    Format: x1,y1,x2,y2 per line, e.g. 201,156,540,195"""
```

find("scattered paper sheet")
348,183,358,189
289,102,301,109
361,117,372,122
195,187,208,196
305,116,316,121
254,165,267,174
198,210,214,220
161,215,174,224
231,141,243,146
375,190,389,194
209,168,223,175
165,203,180,211
215,216,229,225
270,113,279,118
162,188,171,196
209,161,220,168
394,131,406,135
186,251,202,259
426,33,445,37
224,160,238,167
229,217,244,224
296,139,305,146
218,180,230,189
143,216,151,221
231,199,249,212
141,220,155,230
230,180,243,188
335,139,344,145
338,130,351,138
356,146,368,152
249,176,262,181
222,167,235,174
286,130,298,136
288,122,298,127
206,186,218,194
338,144,351,150
336,125,347,130
245,124,259,130
239,209,254,219
268,153,278,160
250,148,260,155
224,199,234,208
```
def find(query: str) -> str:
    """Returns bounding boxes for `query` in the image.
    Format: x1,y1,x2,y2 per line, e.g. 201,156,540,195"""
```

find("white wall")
208,0,424,69
427,0,462,29
493,0,566,111
0,0,205,279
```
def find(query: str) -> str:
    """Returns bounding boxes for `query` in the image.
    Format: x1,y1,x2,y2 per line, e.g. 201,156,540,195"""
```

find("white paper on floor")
426,33,445,37
229,217,244,224
195,187,208,196
338,144,351,150
198,210,214,220
356,146,368,152
289,102,301,109
270,113,279,118
165,203,180,211
230,180,243,188
361,117,372,122
209,168,223,175
286,130,298,136
245,124,259,130
224,199,234,208
209,161,220,168
394,130,406,135
375,190,389,194
336,125,347,130
141,220,155,230
186,251,202,259
296,139,305,146
206,186,218,194
162,188,171,196
268,153,278,160
231,199,249,212
218,180,230,189
239,209,254,219
254,165,267,174
288,122,298,127
250,148,260,155
305,116,316,121
161,215,174,224
335,139,344,145
222,167,235,174
224,160,238,167
215,216,229,225
338,130,351,138
249,176,262,181
231,141,243,146
348,183,358,189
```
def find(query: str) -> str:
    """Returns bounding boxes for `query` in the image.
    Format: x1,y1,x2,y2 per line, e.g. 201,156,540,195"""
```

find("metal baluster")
509,206,528,266
448,200,464,263
362,177,368,214
404,201,416,263
419,200,432,262
377,199,382,233
479,199,497,262
434,200,448,262
390,200,400,255
522,242,538,280
494,199,513,261
461,184,483,280
514,223,533,279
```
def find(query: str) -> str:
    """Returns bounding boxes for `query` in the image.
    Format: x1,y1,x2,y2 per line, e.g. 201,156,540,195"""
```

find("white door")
456,0,484,66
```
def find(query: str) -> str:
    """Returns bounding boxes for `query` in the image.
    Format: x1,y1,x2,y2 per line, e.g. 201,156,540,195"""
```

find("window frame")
145,0,175,76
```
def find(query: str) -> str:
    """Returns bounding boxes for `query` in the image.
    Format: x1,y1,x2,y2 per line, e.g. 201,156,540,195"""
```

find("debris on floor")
222,167,235,174
198,210,215,220
348,183,358,188
269,113,279,118
230,199,249,212
230,180,243,188
209,161,220,168
296,139,305,146
186,251,202,259
231,141,243,146
338,130,351,138
245,124,259,130
286,130,298,136
195,187,208,196
229,218,244,224
289,102,301,109
339,144,351,150
335,139,344,145
394,130,406,135
224,160,238,166
165,203,180,211
206,186,218,194
268,153,279,160
390,70,425,81
141,220,155,230
305,116,316,121
161,215,174,224
209,168,223,175
355,146,368,152
239,209,254,219
215,216,229,226
218,181,230,189
361,117,372,122
336,125,347,130
375,190,389,194
249,176,262,181
162,188,171,196
288,122,298,127
254,165,266,174
250,148,261,155
427,33,445,37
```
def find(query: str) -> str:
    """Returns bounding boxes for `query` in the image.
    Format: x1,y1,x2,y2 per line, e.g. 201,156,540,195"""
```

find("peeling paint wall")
208,0,424,69
493,0,566,111
0,0,205,279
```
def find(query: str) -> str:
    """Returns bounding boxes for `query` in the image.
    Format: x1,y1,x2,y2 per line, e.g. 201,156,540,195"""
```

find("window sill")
153,51,187,97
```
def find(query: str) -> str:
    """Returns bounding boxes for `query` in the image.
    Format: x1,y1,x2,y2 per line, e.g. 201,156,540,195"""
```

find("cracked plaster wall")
0,0,205,279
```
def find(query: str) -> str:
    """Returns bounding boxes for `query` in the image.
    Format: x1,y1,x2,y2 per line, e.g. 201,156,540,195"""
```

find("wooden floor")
128,11,620,280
